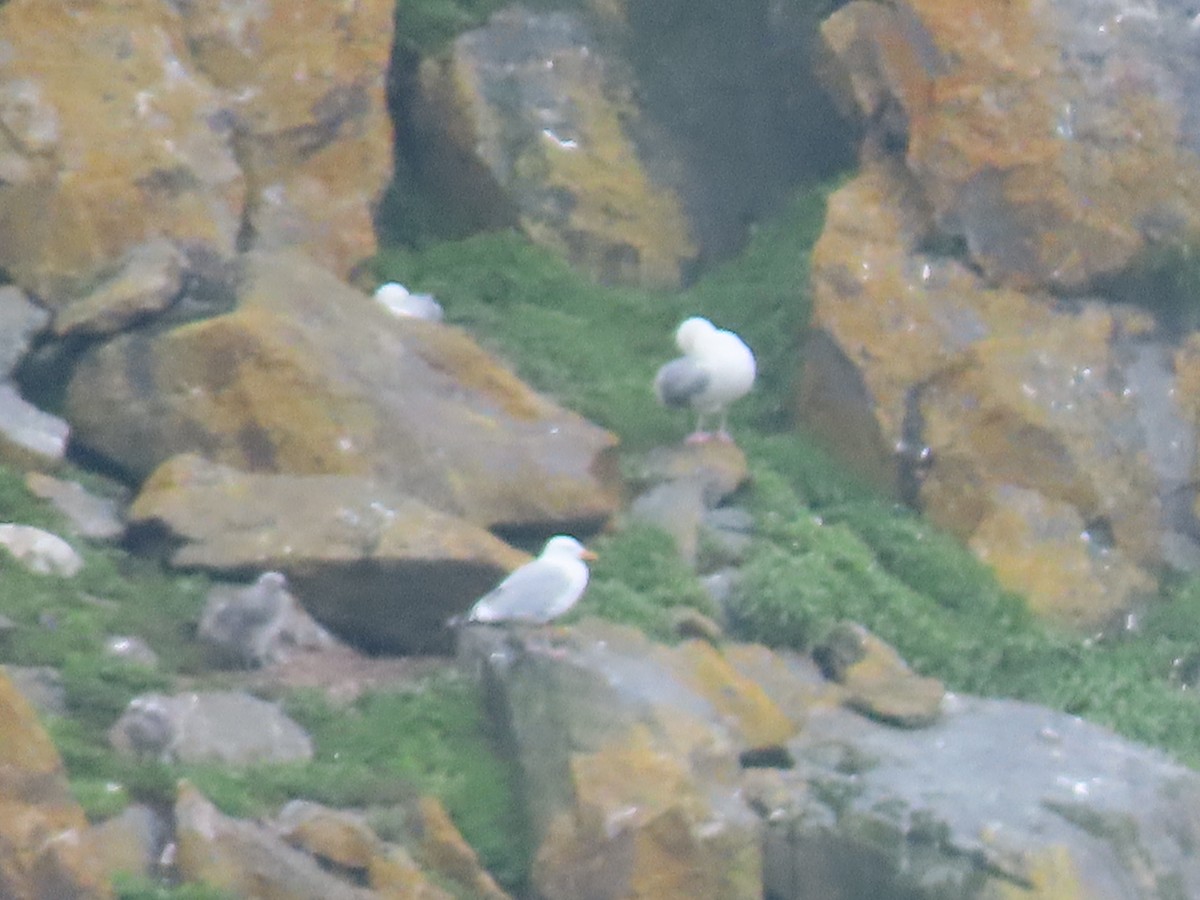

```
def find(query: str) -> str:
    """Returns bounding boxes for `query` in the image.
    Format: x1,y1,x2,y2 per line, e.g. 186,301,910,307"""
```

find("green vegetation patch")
184,675,533,894
578,523,715,639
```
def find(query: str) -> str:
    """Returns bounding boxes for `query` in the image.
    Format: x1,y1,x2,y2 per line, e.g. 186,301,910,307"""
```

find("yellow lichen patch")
416,796,509,900
980,844,1085,900
969,492,1153,629
159,311,379,475
669,640,797,750
571,724,700,821
530,73,695,290
404,321,550,422
537,724,756,900
0,672,63,773
0,2,243,295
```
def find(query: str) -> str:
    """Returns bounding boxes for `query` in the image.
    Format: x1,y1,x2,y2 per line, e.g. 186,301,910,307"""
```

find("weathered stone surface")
87,805,163,887
0,524,82,577
629,442,751,565
814,622,945,727
0,0,392,305
127,454,528,654
818,0,1200,292
803,160,1174,628
174,783,376,900
460,619,810,900
0,286,47,377
110,691,312,766
0,2,243,301
24,473,124,542
415,796,510,900
176,0,395,276
68,250,620,536
0,385,69,468
51,239,186,338
768,696,1200,899
274,798,491,900
0,671,112,899
415,7,697,289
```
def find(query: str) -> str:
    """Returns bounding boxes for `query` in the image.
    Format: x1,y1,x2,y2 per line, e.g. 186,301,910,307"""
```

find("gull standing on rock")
450,535,597,626
654,316,756,443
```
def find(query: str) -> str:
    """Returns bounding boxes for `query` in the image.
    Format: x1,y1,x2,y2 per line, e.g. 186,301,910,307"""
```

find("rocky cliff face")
803,0,1200,627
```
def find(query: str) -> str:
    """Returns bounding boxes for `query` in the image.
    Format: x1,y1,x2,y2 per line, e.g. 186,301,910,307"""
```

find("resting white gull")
451,535,597,626
374,281,444,322
654,316,756,443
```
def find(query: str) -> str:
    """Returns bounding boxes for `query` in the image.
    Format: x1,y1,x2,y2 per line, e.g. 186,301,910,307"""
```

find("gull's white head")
541,534,597,562
675,317,716,354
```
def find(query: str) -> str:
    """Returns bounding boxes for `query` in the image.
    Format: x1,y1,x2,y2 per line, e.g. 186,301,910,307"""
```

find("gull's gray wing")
469,560,576,623
654,357,710,408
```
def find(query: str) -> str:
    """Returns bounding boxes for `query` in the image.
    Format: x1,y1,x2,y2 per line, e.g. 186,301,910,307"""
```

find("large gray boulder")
67,250,620,536
126,454,530,654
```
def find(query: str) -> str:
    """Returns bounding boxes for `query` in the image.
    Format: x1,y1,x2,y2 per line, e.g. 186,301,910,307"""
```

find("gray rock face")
768,696,1200,899
66,250,620,536
126,454,529,654
462,619,1200,899
0,384,69,464
0,285,47,377
110,691,313,766
25,472,125,541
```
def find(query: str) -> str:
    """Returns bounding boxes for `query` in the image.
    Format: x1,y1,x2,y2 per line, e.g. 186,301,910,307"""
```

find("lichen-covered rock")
415,7,697,289
769,696,1200,899
459,619,812,900
174,783,376,900
50,239,186,338
176,0,395,276
814,621,945,727
68,250,620,536
818,0,1200,292
0,2,243,300
0,0,392,305
127,454,529,654
0,671,112,899
802,160,1174,628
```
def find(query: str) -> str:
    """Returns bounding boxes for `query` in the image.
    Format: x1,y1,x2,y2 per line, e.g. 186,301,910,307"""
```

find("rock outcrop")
127,454,529,653
0,0,392,305
803,0,1200,626
67,251,620,537
461,619,1200,900
0,670,111,899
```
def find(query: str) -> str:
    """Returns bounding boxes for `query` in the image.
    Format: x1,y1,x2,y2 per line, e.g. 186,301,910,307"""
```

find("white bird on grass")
450,535,597,627
654,316,756,444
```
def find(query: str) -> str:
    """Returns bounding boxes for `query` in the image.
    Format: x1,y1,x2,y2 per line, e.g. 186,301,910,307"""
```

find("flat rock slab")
67,250,620,536
771,695,1200,898
129,454,529,654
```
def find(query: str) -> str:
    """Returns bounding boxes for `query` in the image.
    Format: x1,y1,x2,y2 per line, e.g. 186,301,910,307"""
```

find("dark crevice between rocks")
377,42,521,248
739,745,794,769
619,0,858,274
1092,239,1200,338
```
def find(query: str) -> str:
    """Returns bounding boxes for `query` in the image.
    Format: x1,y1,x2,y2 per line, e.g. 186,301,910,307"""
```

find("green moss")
578,523,715,638
1100,239,1200,334
112,873,236,900
183,675,533,894
374,186,834,448
393,0,579,56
